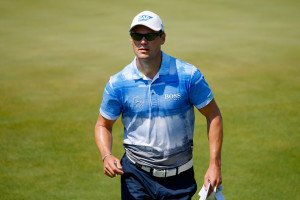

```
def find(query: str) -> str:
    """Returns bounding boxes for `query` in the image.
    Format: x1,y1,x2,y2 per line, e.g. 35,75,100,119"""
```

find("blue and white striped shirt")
100,52,214,168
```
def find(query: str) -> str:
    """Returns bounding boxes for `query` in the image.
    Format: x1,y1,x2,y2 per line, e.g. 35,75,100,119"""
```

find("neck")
136,52,162,79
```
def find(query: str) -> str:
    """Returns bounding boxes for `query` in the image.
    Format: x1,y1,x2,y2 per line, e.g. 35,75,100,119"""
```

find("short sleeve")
189,69,214,109
99,79,122,120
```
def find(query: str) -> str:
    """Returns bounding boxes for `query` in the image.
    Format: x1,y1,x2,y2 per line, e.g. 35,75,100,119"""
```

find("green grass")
1,0,299,199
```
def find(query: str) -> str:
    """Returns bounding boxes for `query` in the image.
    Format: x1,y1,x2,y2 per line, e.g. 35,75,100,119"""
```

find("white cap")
130,11,164,32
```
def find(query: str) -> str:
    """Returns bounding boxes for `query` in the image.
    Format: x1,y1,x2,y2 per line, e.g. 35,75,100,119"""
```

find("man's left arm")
199,99,223,190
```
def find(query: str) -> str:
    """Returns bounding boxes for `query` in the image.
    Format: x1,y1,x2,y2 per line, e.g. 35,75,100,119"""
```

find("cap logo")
138,15,153,22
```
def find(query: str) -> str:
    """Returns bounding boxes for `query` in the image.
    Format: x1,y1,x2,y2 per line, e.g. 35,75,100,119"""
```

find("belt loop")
150,168,153,175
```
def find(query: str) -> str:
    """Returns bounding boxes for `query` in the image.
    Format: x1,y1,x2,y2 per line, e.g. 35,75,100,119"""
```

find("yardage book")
198,183,225,200
198,182,211,200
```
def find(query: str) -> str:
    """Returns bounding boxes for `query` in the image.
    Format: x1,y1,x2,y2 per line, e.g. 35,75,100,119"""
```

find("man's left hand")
204,163,222,191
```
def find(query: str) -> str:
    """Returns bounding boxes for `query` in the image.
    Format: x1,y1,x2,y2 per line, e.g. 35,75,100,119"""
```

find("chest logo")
164,93,181,100
133,97,144,109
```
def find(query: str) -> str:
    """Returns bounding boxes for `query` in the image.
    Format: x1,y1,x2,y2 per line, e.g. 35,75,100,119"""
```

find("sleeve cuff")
100,108,119,120
195,93,214,109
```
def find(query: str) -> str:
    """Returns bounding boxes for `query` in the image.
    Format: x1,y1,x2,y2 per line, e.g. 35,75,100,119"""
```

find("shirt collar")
131,51,170,80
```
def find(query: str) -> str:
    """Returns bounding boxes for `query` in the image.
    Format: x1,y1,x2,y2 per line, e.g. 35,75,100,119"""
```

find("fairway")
0,0,299,199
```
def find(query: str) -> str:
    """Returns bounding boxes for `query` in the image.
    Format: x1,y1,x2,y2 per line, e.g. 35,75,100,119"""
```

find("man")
95,10,223,200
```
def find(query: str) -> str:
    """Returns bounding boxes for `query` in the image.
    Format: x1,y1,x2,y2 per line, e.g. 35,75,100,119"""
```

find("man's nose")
140,37,148,44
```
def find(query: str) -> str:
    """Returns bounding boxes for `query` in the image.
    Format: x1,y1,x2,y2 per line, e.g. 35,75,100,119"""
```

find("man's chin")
137,53,150,59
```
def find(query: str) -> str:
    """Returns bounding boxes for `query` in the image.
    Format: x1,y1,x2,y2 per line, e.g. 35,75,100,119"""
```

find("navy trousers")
121,155,197,200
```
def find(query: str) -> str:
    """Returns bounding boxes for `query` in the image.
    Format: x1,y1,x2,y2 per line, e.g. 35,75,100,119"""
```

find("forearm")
199,100,223,187
94,115,123,177
207,114,223,167
94,115,114,159
95,125,112,159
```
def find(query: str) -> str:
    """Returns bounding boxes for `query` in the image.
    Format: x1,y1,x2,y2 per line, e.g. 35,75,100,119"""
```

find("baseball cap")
130,11,164,32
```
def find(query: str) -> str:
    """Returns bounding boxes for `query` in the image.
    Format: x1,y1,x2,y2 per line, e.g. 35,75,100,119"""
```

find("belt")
128,156,193,178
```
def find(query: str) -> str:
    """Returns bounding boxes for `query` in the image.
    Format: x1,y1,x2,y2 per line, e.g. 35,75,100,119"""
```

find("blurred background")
0,0,299,199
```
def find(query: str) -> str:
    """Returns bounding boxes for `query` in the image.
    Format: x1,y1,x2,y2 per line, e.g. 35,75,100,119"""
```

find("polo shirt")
100,52,214,168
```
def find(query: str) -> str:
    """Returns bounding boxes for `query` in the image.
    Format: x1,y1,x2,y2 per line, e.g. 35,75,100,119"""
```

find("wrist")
102,153,112,162
209,158,221,168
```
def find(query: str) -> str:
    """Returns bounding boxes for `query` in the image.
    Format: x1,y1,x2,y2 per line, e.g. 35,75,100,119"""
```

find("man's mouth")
139,48,149,51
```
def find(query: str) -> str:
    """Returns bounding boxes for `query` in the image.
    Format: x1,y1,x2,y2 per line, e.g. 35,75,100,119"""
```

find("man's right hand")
103,155,124,178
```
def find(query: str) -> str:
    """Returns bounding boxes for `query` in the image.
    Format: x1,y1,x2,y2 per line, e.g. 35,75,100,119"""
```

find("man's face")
130,25,165,60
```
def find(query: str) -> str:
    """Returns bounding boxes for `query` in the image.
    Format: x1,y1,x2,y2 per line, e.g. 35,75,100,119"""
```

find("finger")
114,160,122,169
105,168,115,177
216,177,222,187
204,178,210,190
213,176,221,187
214,179,221,192
107,160,123,177
105,170,117,178
209,178,216,189
104,162,116,177
113,160,124,175
205,180,213,197
104,167,115,178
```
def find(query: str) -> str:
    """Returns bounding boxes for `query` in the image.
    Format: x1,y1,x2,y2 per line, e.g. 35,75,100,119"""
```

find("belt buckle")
152,168,166,177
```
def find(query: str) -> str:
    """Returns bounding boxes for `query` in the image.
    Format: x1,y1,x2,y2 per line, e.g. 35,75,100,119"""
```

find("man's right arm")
94,114,123,177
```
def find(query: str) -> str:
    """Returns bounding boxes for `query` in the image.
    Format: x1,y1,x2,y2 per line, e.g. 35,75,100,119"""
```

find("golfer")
95,10,223,200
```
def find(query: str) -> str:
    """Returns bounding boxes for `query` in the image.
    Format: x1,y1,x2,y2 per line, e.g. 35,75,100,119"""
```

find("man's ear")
161,33,166,45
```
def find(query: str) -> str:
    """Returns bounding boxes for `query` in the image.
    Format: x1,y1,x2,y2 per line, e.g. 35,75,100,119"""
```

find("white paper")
198,182,210,200
198,184,225,200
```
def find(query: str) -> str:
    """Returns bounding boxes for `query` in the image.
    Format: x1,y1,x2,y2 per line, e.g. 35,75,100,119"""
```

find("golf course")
0,0,299,199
